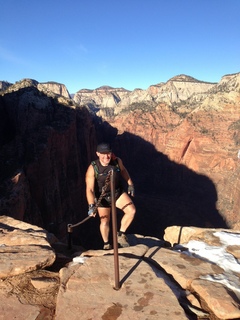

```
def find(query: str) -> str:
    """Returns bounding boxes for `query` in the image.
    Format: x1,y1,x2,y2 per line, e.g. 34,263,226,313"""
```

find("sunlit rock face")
73,75,216,111
0,78,71,99
37,81,71,99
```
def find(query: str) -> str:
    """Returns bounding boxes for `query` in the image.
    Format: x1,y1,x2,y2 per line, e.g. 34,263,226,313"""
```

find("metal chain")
92,171,111,215
68,171,111,230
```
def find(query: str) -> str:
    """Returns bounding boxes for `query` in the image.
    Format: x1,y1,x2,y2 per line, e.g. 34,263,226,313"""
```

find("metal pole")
110,169,120,290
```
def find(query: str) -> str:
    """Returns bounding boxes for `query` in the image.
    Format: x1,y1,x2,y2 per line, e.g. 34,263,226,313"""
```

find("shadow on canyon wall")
78,120,228,249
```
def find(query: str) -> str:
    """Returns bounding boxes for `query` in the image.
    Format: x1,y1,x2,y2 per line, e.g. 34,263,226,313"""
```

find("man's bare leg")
98,207,111,243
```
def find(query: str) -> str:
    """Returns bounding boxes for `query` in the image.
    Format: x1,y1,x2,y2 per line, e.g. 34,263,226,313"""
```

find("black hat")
97,143,112,153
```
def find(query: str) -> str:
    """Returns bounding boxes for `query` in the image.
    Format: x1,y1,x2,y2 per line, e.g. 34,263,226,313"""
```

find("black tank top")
93,158,122,196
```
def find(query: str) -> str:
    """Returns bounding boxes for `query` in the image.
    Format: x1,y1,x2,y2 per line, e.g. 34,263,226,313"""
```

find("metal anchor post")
110,169,120,290
67,224,73,250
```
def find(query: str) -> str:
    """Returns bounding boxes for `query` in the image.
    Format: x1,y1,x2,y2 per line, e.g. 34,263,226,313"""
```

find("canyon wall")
96,73,240,234
0,74,239,249
0,81,97,246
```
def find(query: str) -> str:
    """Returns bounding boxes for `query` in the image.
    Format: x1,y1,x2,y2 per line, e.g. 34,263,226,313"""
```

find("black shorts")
98,188,123,208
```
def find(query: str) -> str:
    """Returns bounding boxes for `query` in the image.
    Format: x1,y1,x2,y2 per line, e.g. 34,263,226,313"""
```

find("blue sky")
1,0,240,93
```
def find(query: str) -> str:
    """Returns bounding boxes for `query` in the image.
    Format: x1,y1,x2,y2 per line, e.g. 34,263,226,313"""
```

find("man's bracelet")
88,204,95,209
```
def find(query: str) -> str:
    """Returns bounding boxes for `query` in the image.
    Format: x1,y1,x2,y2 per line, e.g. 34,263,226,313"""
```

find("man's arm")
85,164,96,205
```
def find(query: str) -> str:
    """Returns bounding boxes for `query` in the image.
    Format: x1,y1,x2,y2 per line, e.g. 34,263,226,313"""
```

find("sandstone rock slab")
0,294,40,320
191,278,240,319
163,226,232,247
145,246,223,289
55,247,188,319
145,245,240,320
0,216,56,278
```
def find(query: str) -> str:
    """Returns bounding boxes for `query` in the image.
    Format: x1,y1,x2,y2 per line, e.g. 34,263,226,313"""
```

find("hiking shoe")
117,233,130,248
103,243,112,250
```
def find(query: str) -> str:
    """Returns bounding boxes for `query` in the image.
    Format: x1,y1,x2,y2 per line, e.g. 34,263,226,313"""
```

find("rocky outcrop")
37,81,71,99
1,216,240,319
146,74,216,104
0,82,97,242
74,85,129,107
0,81,12,91
0,216,56,278
0,216,60,319
73,75,216,116
0,78,71,99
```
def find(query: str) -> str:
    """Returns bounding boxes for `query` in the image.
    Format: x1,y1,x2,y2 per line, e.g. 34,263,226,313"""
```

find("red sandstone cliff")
100,73,240,230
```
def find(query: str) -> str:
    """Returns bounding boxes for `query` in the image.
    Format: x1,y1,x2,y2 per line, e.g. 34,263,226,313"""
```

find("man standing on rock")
85,143,136,250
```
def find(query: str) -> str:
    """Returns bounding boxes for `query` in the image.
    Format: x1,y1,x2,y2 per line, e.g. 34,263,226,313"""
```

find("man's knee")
125,204,136,217
99,214,110,225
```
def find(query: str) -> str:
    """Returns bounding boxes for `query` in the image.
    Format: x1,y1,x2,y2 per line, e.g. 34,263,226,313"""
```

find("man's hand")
88,204,96,216
128,185,135,197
